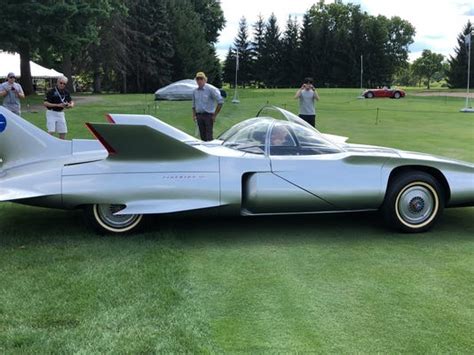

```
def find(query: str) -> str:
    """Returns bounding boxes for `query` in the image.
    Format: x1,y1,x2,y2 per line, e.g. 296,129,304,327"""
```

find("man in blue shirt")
192,72,224,141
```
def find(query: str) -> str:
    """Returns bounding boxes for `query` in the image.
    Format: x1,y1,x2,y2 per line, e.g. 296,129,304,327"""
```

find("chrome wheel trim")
93,204,143,233
394,92,401,99
395,182,439,228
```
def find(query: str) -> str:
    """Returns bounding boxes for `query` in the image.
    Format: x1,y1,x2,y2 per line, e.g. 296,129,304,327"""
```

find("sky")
216,0,474,62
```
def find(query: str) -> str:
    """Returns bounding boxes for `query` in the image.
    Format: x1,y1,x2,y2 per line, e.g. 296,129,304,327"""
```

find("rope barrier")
317,108,460,114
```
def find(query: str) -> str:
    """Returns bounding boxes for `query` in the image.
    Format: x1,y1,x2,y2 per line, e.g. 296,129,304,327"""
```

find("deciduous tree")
0,1,59,94
412,50,444,89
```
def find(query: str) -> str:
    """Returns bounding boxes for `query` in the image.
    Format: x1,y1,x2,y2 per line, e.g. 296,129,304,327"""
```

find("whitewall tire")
382,172,444,233
85,204,143,234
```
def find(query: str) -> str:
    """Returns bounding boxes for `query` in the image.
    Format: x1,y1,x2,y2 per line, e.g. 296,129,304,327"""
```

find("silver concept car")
0,106,472,234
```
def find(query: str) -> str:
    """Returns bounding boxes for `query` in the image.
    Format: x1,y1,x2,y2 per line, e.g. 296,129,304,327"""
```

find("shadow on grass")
1,203,472,248
155,207,474,246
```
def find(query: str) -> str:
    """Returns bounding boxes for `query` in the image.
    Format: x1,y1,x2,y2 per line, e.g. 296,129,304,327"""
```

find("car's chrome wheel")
85,204,143,234
393,91,401,99
366,91,374,98
382,172,444,233
395,182,437,228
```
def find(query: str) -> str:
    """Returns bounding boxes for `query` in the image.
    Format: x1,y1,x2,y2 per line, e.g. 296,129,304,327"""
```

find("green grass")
1,89,474,353
22,87,474,162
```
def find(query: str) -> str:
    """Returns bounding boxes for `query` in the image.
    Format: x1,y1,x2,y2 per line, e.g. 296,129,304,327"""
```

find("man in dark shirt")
44,76,74,139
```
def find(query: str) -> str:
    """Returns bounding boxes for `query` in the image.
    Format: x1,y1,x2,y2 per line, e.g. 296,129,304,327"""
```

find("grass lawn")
1,88,473,352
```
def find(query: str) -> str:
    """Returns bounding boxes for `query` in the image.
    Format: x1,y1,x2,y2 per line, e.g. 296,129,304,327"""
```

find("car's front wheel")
365,91,374,98
393,91,401,99
382,172,444,233
84,204,143,234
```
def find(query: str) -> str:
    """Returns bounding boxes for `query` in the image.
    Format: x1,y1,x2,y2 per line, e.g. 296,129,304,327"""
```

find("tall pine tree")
280,16,300,87
261,13,281,87
447,21,473,88
298,12,317,85
252,14,266,86
222,47,236,86
223,17,253,87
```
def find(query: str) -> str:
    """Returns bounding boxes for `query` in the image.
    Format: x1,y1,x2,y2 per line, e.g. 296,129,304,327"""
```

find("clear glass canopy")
218,106,343,156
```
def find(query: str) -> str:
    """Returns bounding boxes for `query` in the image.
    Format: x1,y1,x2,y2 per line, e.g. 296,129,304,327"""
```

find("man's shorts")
46,110,67,134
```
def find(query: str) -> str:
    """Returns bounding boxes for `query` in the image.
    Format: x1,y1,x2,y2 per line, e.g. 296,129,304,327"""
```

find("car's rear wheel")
382,172,444,233
366,91,374,98
393,91,401,99
84,204,143,234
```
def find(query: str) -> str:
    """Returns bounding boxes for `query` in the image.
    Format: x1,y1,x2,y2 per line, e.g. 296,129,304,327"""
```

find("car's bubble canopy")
218,106,343,156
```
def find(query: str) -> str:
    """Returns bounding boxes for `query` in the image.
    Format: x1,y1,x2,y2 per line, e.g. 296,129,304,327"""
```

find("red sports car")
363,87,405,99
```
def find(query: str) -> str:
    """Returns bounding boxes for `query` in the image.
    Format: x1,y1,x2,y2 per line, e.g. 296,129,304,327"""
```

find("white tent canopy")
0,51,63,79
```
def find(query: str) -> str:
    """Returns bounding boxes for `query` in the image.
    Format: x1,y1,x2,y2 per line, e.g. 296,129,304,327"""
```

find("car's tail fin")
86,122,207,161
106,113,198,142
0,107,70,170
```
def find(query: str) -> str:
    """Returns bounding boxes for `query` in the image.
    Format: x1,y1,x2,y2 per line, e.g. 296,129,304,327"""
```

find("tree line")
0,1,471,94
0,0,225,95
223,1,416,88
223,2,472,90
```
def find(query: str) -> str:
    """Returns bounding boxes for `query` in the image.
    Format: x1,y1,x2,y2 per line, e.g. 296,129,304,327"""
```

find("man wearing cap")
192,72,224,141
0,72,25,115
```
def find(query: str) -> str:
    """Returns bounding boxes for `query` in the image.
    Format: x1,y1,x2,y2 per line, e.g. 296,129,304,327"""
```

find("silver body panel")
0,106,472,221
380,151,474,207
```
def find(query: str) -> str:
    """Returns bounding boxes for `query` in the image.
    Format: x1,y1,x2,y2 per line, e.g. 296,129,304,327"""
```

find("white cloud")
216,0,474,62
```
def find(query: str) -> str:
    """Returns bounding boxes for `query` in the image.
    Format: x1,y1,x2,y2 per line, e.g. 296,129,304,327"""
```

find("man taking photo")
0,72,25,115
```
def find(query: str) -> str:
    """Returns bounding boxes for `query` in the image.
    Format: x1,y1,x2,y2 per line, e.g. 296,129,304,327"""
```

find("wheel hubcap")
409,196,425,213
397,185,434,225
96,204,140,228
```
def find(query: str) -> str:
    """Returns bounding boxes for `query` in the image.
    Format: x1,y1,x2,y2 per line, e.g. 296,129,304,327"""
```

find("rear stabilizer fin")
106,113,197,142
86,122,207,161
0,107,70,169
